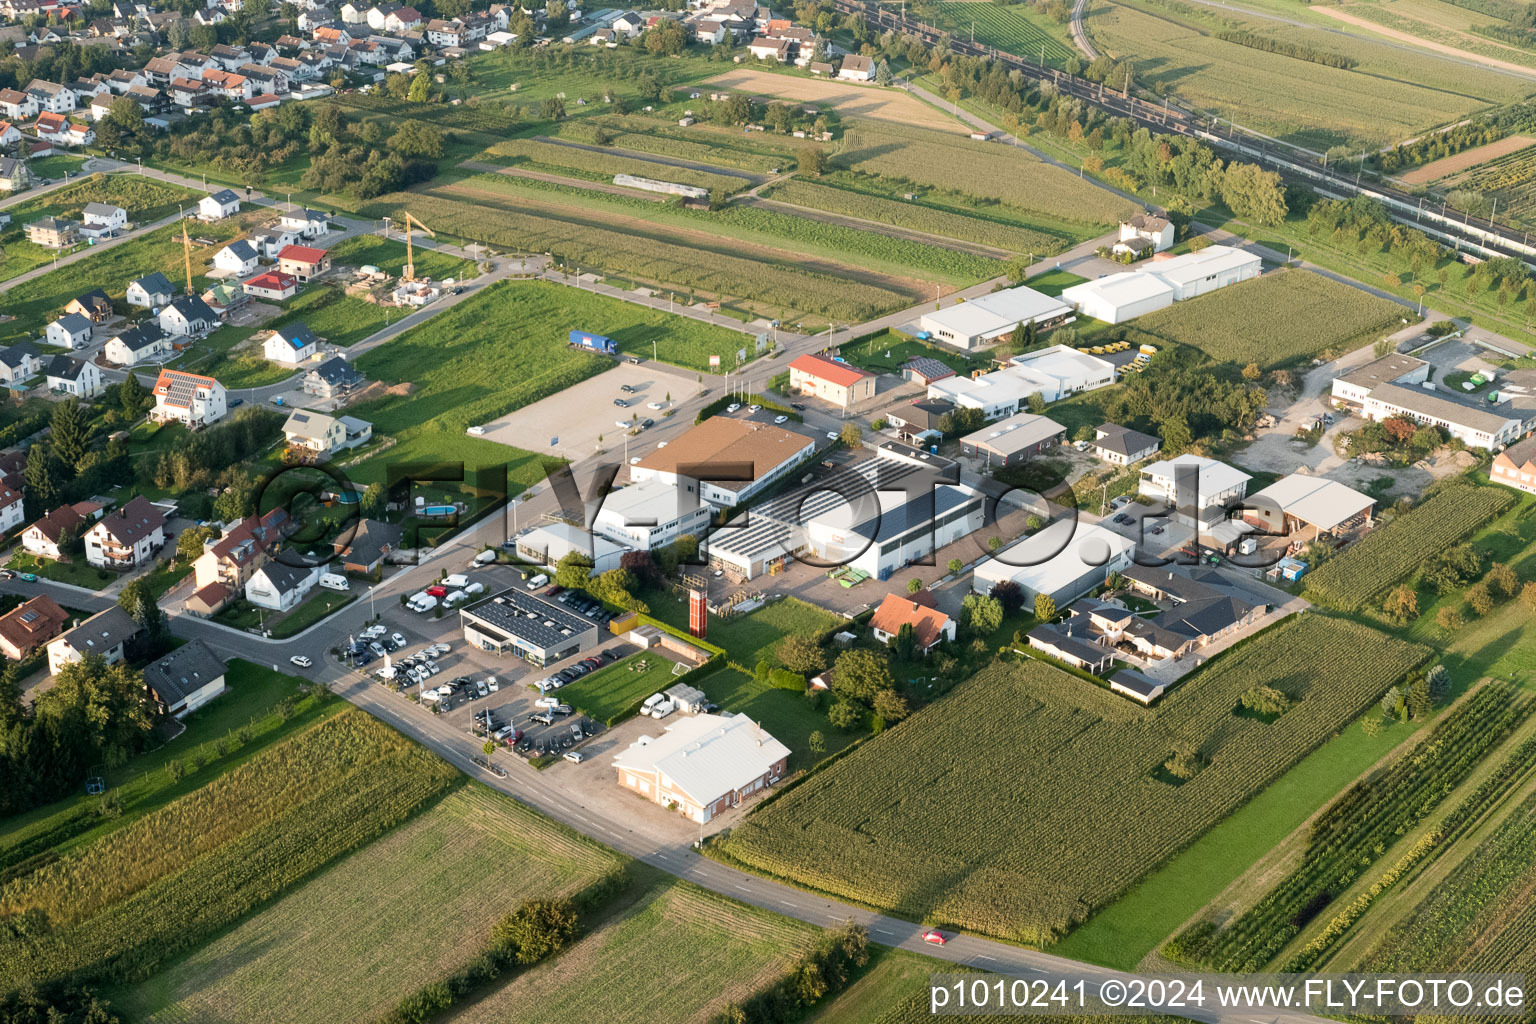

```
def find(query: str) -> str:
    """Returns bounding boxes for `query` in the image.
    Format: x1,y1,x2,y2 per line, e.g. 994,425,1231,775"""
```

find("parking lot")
476,362,689,464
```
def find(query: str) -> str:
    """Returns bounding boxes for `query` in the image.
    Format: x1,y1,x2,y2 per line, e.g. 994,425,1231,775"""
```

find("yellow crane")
181,220,194,295
398,211,435,283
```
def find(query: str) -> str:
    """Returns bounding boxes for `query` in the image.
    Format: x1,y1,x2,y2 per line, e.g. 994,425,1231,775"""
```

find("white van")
474,549,497,566
464,582,485,596
442,574,469,589
641,693,665,713
649,700,676,720
319,573,349,592
527,573,549,590
443,590,468,608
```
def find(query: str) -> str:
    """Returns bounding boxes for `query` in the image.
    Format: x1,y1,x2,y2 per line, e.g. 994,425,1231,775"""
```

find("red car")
922,930,946,946
426,585,448,598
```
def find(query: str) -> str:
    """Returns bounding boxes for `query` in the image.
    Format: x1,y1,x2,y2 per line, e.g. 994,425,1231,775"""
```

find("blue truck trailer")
569,329,617,355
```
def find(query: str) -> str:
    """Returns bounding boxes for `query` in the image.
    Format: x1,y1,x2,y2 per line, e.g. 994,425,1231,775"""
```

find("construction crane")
398,211,435,283
181,220,194,295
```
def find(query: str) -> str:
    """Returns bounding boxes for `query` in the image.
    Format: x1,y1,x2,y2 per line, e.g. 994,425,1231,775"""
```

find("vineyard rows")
1174,682,1534,971
764,179,1071,255
484,138,749,194
1448,144,1536,228
558,118,792,172
840,123,1134,227
1303,482,1516,610
933,2,1076,65
718,616,1427,943
362,187,913,321
0,711,459,990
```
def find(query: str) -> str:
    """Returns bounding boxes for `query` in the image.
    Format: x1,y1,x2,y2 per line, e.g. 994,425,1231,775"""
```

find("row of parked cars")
555,589,616,627
423,671,499,706
534,647,621,693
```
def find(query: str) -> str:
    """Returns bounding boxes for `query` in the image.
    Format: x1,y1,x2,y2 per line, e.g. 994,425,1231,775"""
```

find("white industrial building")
1331,353,1536,451
1139,454,1252,531
916,285,1074,351
1059,245,1262,324
513,521,628,573
630,418,817,508
592,479,713,550
927,345,1115,418
971,519,1136,605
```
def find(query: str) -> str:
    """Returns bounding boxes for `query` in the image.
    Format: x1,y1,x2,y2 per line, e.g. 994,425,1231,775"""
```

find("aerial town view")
2,0,1536,1019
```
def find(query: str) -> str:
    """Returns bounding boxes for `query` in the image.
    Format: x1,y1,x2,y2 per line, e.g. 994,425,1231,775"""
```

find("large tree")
50,399,92,476
777,632,827,675
831,648,893,704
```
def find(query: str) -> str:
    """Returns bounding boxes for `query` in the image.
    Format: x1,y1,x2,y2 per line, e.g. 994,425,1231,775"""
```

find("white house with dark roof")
0,342,39,384
85,495,167,570
199,188,241,220
45,313,94,350
158,294,218,337
46,354,103,397
1091,423,1161,466
263,322,320,364
80,203,127,237
47,605,141,675
213,239,259,276
246,560,322,611
143,639,227,717
103,322,171,367
126,271,176,308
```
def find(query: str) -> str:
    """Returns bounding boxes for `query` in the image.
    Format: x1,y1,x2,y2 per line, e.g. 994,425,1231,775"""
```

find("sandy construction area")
1399,134,1536,183
701,70,962,131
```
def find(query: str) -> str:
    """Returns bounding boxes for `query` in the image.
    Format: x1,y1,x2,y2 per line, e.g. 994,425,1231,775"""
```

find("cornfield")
1304,483,1516,611
0,710,459,989
717,616,1428,943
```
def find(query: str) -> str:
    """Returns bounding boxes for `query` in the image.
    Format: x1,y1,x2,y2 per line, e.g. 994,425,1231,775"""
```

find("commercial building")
1139,454,1252,531
592,479,712,550
1243,473,1375,540
459,588,599,666
916,285,1073,351
971,519,1135,605
928,345,1115,417
612,712,789,824
883,399,952,445
1331,353,1536,451
1059,245,1262,323
1492,435,1536,495
47,606,141,676
787,353,875,408
630,417,817,508
513,521,628,574
958,412,1065,466
141,639,227,717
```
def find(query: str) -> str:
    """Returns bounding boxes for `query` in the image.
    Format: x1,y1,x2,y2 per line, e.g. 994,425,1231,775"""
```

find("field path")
1317,5,1536,78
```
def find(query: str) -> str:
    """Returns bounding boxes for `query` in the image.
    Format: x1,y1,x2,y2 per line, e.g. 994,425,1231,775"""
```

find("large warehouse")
630,417,818,507
927,345,1116,417
958,412,1066,466
460,589,598,666
971,519,1136,605
917,285,1074,350
1060,245,1262,324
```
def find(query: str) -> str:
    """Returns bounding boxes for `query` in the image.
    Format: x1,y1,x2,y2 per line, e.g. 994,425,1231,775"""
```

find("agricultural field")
715,615,1429,943
762,178,1077,255
0,214,253,347
119,786,626,1024
1399,134,1536,185
1172,681,1536,972
702,69,963,131
837,122,1134,228
443,877,819,1024
1434,142,1536,230
355,182,919,325
1119,268,1407,367
557,115,800,172
1086,0,1535,148
1315,0,1536,74
1303,481,1517,611
0,709,459,992
325,234,481,283
0,175,200,283
932,0,1077,64
481,137,754,194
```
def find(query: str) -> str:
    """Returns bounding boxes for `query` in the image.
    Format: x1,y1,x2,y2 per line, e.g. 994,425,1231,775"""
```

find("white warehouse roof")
1144,244,1260,288
1061,271,1173,309
920,285,1071,338
1248,474,1375,531
612,713,790,805
972,519,1134,598
1141,454,1252,497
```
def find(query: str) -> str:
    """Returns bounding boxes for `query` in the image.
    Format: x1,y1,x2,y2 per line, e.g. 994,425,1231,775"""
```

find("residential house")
278,208,329,238
24,79,75,112
1138,454,1252,534
198,188,241,220
838,53,873,80
1117,213,1174,255
45,313,94,350
84,494,167,569
304,355,363,399
239,65,287,94
0,342,40,384
0,595,69,660
1091,423,1161,466
44,355,103,398
158,294,218,337
251,225,300,259
46,605,141,675
79,203,127,238
192,508,291,592
694,19,726,43
263,321,320,364
0,478,23,535
202,69,253,101
202,282,249,318
103,321,171,366
869,591,954,655
1492,435,1536,496
64,289,114,324
283,407,347,455
213,239,259,276
333,517,399,573
142,638,226,717
242,270,299,301
424,17,463,45
0,89,38,120
277,244,330,282
384,5,421,32
245,560,321,611
22,500,100,559
126,271,176,308
612,712,789,823
151,369,227,428
25,216,78,248
0,155,28,191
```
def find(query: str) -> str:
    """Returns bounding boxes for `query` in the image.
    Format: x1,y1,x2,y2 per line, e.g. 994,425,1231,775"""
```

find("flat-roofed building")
958,411,1065,466
917,285,1073,350
592,479,712,550
630,417,817,508
971,519,1135,605
460,588,599,666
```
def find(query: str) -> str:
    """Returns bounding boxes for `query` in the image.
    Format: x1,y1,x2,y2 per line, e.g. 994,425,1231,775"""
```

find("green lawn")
324,235,480,283
5,551,115,590
841,331,985,377
24,154,87,179
0,661,337,870
273,590,357,639
1026,267,1089,296
559,653,683,722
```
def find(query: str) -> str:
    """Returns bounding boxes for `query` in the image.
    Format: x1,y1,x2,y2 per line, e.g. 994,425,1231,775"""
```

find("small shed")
665,682,708,713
